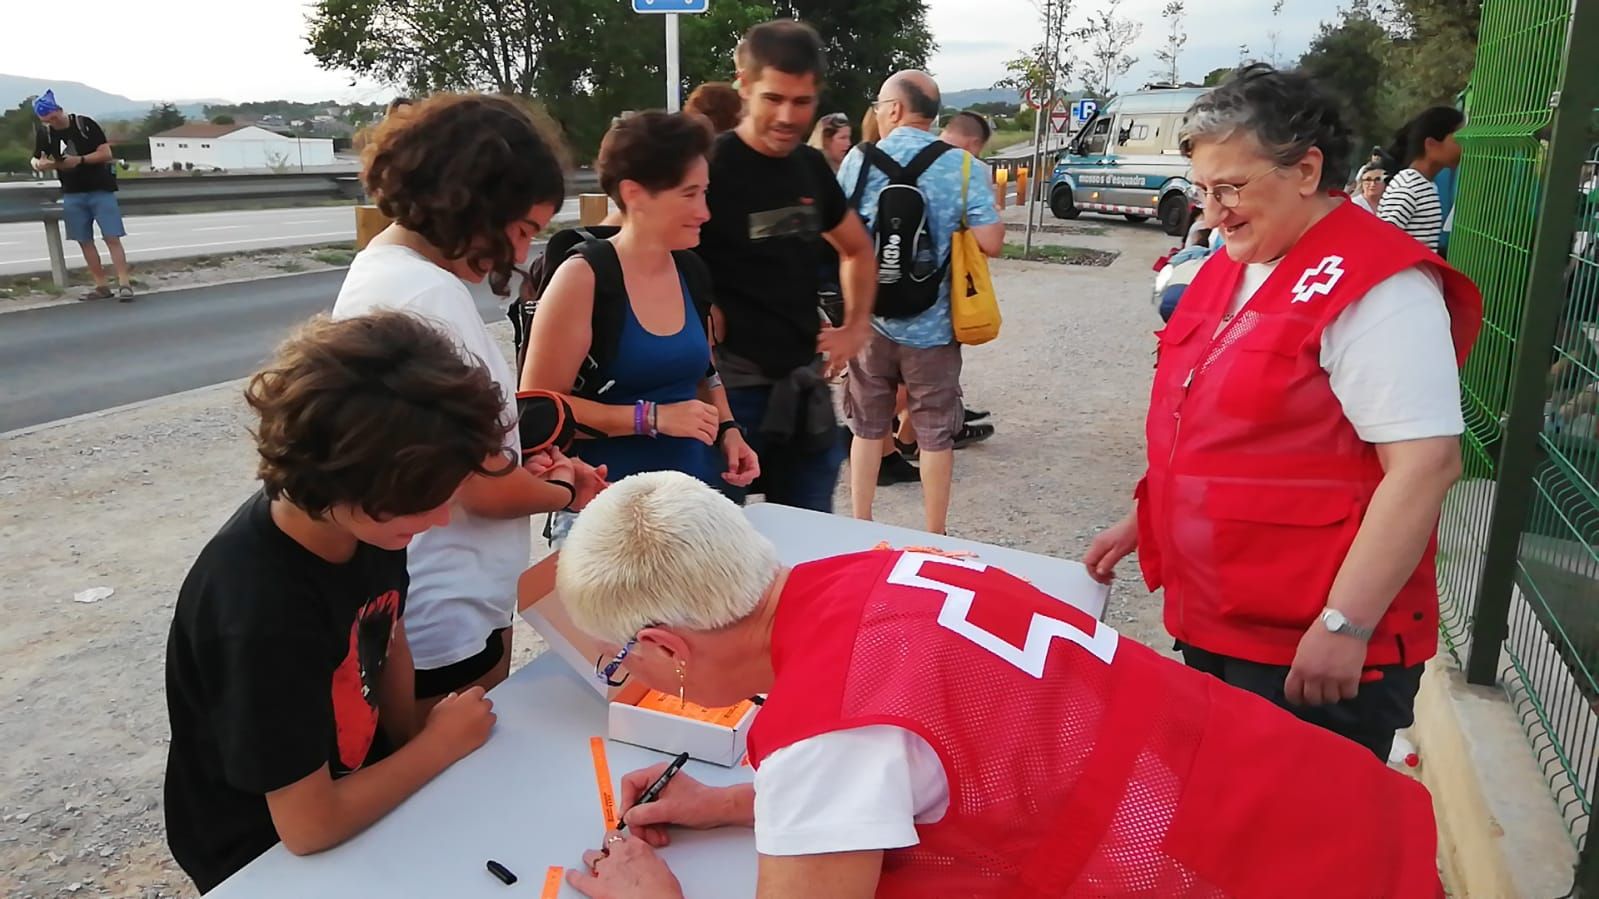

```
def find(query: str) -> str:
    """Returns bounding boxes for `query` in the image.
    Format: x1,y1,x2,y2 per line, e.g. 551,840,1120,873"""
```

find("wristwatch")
1320,608,1374,641
715,420,746,447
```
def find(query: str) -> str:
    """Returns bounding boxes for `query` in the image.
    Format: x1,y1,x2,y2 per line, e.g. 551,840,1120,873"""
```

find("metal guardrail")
0,169,600,287
0,173,363,287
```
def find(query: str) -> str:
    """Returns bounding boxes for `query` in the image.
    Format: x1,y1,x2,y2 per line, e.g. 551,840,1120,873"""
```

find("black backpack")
503,229,716,401
849,141,955,319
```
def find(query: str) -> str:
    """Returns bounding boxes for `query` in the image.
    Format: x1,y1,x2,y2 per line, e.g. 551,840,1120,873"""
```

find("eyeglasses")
1192,166,1282,209
872,97,900,111
822,112,849,126
595,636,638,687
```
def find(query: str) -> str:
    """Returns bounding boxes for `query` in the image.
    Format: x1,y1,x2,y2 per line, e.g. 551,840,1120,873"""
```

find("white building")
148,124,335,172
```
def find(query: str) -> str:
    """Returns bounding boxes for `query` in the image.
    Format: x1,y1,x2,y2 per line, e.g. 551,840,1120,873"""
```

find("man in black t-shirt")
30,90,134,301
164,312,513,892
697,20,877,513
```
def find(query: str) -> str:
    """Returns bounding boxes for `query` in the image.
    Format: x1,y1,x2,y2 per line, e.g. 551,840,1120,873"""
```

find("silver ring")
605,833,625,846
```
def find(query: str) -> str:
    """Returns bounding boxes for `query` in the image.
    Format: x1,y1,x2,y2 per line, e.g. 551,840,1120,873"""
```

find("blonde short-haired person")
558,472,1441,899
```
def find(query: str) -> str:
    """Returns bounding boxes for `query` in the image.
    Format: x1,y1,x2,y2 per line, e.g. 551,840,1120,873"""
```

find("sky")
5,0,1332,105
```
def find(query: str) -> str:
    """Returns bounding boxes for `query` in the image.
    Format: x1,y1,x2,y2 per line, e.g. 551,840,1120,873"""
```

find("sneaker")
964,407,992,423
117,285,136,302
894,437,919,460
953,421,996,449
876,450,920,486
78,285,112,301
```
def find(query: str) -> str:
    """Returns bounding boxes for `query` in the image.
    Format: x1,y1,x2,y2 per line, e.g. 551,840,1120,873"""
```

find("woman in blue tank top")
520,111,759,541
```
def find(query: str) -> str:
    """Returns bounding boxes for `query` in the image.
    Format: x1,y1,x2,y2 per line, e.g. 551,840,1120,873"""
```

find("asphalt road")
0,269,509,434
0,197,581,277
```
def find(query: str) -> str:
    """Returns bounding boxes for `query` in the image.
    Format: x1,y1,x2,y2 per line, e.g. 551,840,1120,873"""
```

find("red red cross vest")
746,550,1441,898
1138,202,1482,668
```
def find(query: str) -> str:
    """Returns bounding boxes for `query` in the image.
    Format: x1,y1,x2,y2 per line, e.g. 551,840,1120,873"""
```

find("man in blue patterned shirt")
838,71,1004,534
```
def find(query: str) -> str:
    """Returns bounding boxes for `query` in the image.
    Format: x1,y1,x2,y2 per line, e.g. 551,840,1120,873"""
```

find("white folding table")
210,505,1109,897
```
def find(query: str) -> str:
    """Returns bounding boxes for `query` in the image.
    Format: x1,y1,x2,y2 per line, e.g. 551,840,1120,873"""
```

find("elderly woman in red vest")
1086,64,1482,761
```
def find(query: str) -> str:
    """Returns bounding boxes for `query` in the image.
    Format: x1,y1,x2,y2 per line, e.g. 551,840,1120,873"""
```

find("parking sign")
632,0,709,11
1071,99,1099,125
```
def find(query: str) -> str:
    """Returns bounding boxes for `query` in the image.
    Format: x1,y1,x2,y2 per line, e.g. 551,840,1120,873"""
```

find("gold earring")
677,663,687,710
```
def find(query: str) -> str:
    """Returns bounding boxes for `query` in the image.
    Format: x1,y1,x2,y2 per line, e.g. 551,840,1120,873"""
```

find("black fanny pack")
516,390,604,461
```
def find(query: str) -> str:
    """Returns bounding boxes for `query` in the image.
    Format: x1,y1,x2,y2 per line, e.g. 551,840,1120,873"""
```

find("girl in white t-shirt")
333,93,606,716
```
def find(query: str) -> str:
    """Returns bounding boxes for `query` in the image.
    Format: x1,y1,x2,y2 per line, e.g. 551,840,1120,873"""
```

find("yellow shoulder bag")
950,153,1001,345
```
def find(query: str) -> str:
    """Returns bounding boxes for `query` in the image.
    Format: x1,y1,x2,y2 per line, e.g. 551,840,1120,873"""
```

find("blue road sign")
633,0,709,12
1071,99,1099,125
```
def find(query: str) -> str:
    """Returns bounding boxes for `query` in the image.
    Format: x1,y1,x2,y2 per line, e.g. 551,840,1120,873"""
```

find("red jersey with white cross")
746,550,1441,898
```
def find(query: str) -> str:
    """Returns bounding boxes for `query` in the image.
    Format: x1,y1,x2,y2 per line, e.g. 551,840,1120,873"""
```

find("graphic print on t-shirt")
748,204,820,242
331,589,401,770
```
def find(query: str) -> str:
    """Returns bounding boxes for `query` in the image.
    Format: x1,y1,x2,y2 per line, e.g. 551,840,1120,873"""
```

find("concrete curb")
0,378,248,442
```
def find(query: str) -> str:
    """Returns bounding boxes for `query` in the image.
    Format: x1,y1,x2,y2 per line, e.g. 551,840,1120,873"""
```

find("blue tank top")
573,271,719,485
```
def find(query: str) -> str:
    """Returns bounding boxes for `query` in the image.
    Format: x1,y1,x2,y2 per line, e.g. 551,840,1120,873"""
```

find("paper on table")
633,690,756,729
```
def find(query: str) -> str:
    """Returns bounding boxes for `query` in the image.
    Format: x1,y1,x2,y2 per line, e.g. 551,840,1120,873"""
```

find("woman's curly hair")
246,312,515,520
685,82,743,134
1180,63,1354,190
362,93,567,279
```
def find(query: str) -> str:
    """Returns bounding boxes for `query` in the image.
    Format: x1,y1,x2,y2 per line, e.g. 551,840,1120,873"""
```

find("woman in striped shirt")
1378,107,1464,251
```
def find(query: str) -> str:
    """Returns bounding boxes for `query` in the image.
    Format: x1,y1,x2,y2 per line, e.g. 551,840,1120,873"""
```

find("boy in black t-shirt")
164,311,516,892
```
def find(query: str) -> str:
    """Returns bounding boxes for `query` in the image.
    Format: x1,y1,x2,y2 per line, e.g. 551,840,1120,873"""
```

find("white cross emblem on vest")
1291,255,1346,304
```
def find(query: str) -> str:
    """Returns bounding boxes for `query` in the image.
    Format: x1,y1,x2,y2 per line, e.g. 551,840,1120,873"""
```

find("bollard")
42,219,67,289
995,167,1009,210
1016,167,1029,208
579,194,610,227
354,205,391,251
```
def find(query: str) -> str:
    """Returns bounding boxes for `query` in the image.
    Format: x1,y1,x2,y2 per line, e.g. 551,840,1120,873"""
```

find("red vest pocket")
1201,482,1358,630
1215,319,1313,420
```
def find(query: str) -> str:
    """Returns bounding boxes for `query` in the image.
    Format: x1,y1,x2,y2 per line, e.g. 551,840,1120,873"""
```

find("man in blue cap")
31,89,134,301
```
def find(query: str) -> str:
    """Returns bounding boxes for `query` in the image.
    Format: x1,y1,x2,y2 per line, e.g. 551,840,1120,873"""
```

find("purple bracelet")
634,401,647,436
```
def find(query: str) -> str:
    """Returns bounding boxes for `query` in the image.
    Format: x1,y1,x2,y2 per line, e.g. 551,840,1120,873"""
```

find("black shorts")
414,627,510,699
1176,641,1424,761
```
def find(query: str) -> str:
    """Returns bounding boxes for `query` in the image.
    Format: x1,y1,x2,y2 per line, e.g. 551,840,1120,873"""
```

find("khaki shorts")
845,329,964,451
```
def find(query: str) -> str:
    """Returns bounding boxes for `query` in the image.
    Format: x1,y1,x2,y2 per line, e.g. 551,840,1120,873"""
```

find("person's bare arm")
972,222,1005,258
757,851,883,899
265,687,495,855
1324,436,1462,628
376,620,417,745
456,466,575,519
823,211,877,337
59,143,113,170
521,259,634,437
1286,436,1462,705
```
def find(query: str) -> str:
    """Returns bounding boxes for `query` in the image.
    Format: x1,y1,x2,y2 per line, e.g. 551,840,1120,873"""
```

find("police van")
1047,86,1205,235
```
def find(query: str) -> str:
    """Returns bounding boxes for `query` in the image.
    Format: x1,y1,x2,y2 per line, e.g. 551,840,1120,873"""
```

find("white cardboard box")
517,554,759,766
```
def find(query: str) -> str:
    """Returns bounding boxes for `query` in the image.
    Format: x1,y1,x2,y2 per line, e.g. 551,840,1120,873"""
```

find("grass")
311,248,357,266
1000,242,1119,267
273,261,307,273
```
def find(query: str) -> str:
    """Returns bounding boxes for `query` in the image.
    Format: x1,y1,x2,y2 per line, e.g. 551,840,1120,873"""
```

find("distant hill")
0,73,223,121
944,87,1022,109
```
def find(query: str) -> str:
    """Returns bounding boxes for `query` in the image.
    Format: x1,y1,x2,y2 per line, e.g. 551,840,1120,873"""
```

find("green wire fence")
1441,0,1599,893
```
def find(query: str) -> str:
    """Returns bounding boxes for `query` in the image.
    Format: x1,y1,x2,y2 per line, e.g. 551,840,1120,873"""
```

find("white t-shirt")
332,244,528,670
1223,260,1465,443
754,725,949,856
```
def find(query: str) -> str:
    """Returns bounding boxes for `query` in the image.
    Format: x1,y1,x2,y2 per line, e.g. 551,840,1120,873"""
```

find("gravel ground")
0,213,1173,897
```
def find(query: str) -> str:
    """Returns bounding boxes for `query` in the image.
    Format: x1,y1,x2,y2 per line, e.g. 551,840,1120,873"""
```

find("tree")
1153,2,1187,86
1266,0,1286,66
1202,66,1234,86
1081,0,1141,99
210,114,236,125
1298,2,1390,152
304,0,933,158
1375,0,1479,120
140,103,187,137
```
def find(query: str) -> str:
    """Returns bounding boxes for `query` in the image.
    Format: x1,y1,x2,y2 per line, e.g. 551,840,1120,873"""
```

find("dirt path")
0,217,1173,897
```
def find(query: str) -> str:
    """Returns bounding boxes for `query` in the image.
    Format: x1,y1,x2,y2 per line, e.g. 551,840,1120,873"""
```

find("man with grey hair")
838,71,1005,536
555,471,1444,898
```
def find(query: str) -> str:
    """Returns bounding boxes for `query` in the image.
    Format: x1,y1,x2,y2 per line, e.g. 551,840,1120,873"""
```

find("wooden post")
580,194,610,226
995,167,1009,210
42,219,67,289
1016,167,1029,208
354,205,391,251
